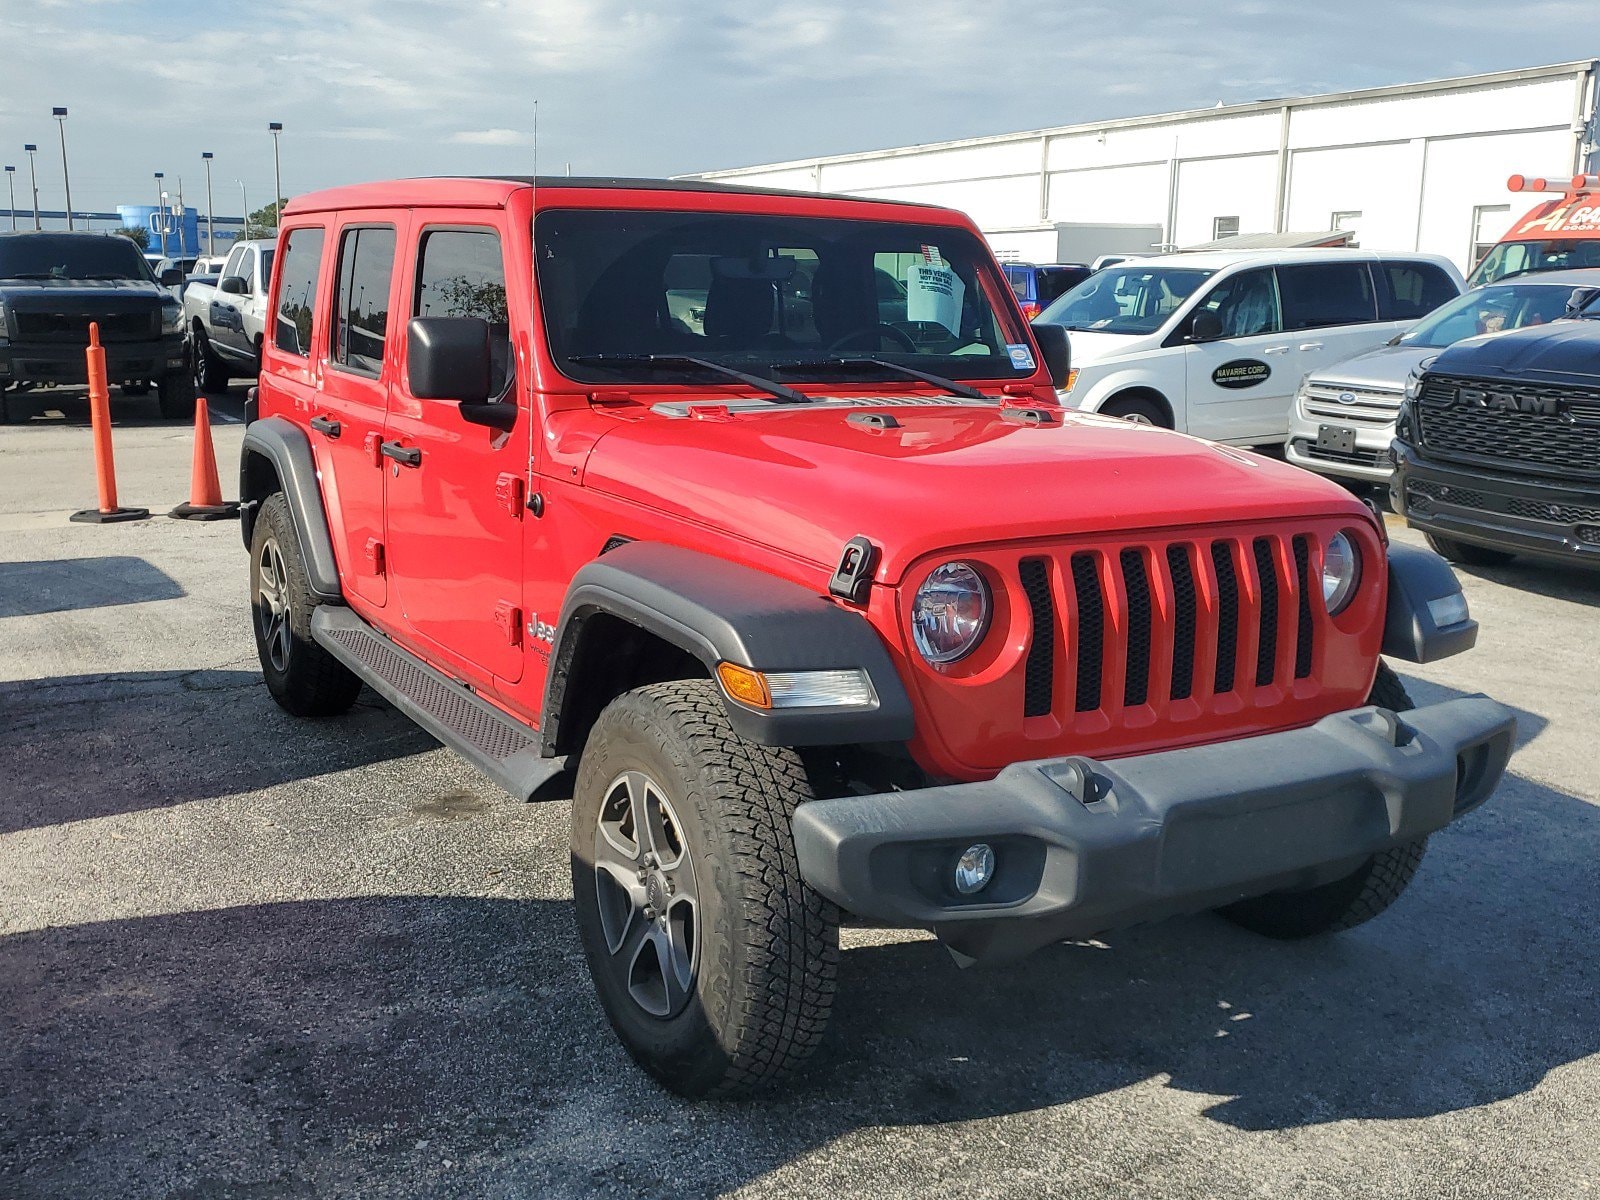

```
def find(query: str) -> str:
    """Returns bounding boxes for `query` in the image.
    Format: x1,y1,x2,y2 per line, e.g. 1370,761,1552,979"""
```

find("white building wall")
691,63,1597,272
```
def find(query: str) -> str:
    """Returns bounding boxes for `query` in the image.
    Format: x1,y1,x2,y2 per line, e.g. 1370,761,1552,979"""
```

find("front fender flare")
542,541,914,753
238,415,343,603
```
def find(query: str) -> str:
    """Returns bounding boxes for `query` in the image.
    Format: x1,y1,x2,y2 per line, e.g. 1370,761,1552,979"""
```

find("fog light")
953,843,995,895
1426,591,1470,628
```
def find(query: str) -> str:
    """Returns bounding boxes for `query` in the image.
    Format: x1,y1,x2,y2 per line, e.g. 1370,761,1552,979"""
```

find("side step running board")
312,606,566,802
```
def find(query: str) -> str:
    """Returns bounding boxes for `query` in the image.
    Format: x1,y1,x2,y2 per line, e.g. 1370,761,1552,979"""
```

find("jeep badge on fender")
237,175,1515,1099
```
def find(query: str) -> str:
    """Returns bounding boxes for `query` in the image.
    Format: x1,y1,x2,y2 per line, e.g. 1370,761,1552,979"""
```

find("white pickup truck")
184,238,274,393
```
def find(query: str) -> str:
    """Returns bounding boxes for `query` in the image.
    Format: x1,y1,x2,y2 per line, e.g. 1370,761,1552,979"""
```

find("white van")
1036,249,1462,445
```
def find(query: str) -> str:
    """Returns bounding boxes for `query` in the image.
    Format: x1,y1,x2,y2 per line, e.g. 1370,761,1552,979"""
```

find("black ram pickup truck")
0,231,193,421
1393,284,1600,570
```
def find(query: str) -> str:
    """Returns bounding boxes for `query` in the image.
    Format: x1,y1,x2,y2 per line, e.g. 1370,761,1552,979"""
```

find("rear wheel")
1217,663,1428,939
1100,394,1170,427
249,492,362,718
571,680,839,1097
1424,532,1514,568
157,368,196,420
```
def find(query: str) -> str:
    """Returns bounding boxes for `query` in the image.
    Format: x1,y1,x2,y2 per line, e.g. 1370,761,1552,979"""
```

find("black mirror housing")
408,316,493,404
1029,321,1072,388
219,275,247,295
159,268,184,286
1189,310,1224,341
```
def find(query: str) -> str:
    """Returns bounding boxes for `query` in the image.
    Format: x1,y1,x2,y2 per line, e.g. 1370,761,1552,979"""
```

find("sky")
0,0,1593,219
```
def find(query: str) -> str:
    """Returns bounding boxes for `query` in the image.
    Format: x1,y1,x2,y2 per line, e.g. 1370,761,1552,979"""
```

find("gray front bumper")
792,697,1515,964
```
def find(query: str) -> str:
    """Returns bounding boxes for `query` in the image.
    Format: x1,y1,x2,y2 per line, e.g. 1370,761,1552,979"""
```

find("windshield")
0,234,156,282
1401,281,1583,348
534,209,1032,386
1467,238,1600,287
1036,264,1213,334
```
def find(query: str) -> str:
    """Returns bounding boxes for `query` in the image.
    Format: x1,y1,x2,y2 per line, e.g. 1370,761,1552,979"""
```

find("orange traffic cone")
70,322,149,524
169,397,240,521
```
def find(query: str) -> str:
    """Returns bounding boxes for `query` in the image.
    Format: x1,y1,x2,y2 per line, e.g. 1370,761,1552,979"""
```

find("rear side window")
1004,266,1033,301
1381,262,1457,319
414,228,512,397
273,227,325,356
331,226,397,376
1277,263,1377,330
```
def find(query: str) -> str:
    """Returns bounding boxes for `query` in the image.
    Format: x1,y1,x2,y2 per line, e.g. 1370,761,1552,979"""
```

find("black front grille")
1417,375,1600,479
1120,549,1152,708
1167,545,1197,702
1507,496,1600,524
1019,559,1055,718
1409,478,1600,526
1211,542,1240,695
1070,553,1104,713
1292,536,1313,679
1252,539,1279,687
14,310,157,344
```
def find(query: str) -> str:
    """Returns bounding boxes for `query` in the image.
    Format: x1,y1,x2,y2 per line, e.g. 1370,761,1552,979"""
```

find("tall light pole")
201,152,215,257
52,107,72,230
4,166,14,231
154,172,166,257
24,144,40,230
268,122,283,231
236,179,248,241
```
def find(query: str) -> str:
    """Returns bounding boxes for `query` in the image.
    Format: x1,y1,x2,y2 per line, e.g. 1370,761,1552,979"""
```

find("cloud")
449,129,532,147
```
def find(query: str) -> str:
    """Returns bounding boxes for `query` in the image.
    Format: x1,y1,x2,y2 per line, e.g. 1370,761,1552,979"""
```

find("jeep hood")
1430,319,1600,390
581,402,1371,582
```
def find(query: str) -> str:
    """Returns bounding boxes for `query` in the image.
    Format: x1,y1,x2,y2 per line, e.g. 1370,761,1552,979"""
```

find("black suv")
0,232,193,420
1392,283,1600,568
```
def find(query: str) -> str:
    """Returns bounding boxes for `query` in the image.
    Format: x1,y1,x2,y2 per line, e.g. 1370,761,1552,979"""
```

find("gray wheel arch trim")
239,415,343,603
542,541,915,753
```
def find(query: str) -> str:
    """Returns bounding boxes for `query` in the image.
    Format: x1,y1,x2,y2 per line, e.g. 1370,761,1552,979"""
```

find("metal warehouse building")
687,61,1599,273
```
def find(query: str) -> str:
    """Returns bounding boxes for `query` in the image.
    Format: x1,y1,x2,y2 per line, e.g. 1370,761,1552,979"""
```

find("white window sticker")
905,248,964,335
1006,343,1036,370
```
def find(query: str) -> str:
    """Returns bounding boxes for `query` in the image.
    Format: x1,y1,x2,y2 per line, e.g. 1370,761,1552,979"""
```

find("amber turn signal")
716,662,772,709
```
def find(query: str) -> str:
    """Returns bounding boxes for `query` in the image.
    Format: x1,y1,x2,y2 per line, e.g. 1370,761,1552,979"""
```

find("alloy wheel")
256,537,292,673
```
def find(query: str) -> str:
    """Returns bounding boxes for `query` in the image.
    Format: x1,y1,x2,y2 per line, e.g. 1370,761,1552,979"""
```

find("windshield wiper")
567,353,809,404
771,356,989,400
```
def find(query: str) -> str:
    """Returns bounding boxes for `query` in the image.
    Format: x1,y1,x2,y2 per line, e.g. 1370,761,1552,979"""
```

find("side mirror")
1566,286,1600,317
408,316,492,405
1188,310,1224,342
219,275,248,295
1029,321,1072,388
160,268,184,287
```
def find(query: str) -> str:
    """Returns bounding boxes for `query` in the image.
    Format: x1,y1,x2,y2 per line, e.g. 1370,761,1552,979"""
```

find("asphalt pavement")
1,386,1597,1199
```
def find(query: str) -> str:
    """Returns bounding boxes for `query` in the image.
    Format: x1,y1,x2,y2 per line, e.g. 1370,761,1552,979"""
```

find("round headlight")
1322,530,1362,615
912,562,990,665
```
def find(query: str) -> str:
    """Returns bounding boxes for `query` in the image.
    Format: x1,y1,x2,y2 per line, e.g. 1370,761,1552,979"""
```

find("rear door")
1266,261,1391,440
315,215,408,609
382,219,529,685
1181,266,1295,441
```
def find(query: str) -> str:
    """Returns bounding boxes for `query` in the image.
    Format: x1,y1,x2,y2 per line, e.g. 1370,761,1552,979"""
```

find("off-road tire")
571,680,839,1098
1218,662,1428,939
192,326,230,394
157,368,197,420
249,492,362,718
1424,531,1514,568
1100,394,1170,427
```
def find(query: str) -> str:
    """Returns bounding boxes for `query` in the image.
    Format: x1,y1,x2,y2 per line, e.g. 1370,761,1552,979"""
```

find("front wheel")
192,326,230,394
1424,532,1514,568
1217,663,1428,939
571,680,839,1097
1100,394,1170,427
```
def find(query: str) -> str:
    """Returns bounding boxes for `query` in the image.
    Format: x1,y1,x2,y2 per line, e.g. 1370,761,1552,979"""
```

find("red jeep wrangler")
239,177,1515,1097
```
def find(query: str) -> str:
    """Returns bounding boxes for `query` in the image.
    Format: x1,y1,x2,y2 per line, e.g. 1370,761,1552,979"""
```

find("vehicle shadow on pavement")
0,669,437,835
1453,557,1600,608
2,691,1592,1197
0,557,186,618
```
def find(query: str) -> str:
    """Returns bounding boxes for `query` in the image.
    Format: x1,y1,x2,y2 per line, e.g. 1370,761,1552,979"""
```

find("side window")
235,248,256,294
1382,262,1457,319
1277,263,1378,330
222,246,246,281
272,226,325,356
1193,267,1281,337
331,225,397,376
414,228,511,396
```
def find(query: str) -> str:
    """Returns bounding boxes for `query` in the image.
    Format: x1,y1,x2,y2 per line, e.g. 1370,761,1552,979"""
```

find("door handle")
1263,346,1290,354
309,415,341,439
1299,342,1324,350
380,440,422,467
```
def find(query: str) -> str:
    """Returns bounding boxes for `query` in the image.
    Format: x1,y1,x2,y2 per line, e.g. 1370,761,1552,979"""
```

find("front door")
210,243,255,361
382,221,528,686
1182,266,1295,442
